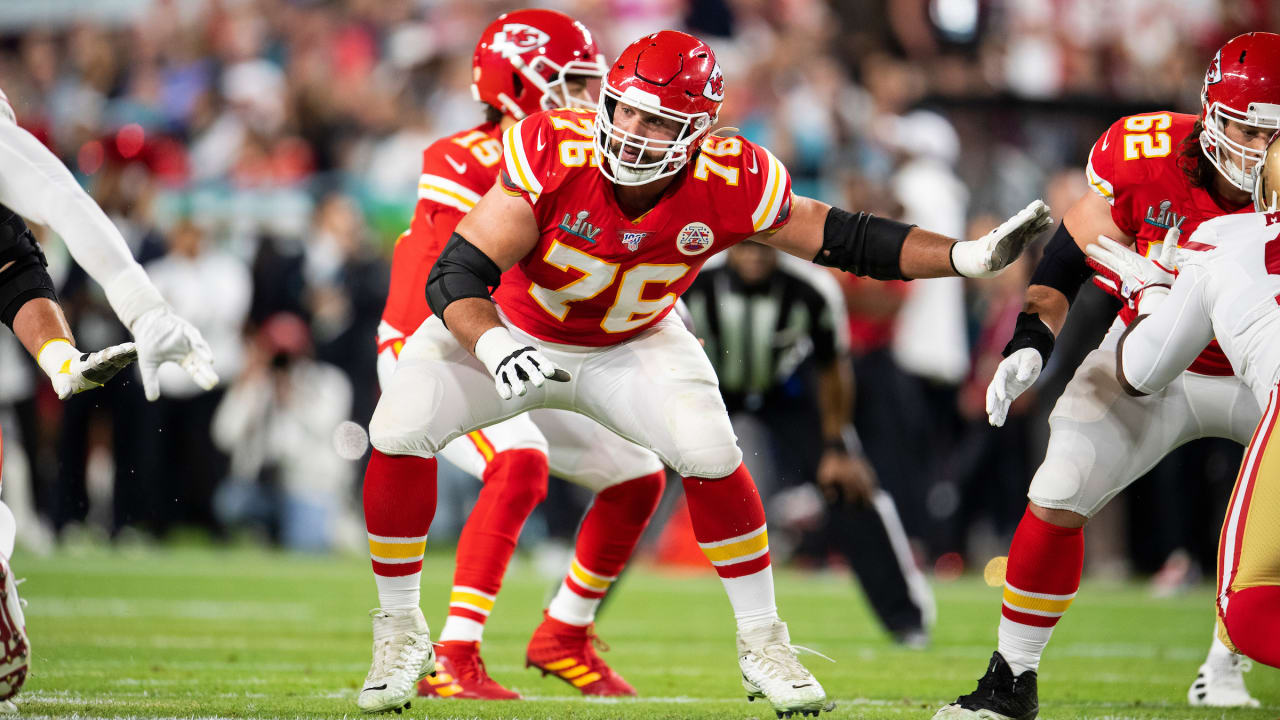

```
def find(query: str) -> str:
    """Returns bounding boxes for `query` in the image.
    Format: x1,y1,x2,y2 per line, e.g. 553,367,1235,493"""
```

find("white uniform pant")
374,318,679,491
1028,319,1261,517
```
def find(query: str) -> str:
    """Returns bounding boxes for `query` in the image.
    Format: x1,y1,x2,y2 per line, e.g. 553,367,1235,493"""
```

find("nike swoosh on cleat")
792,683,813,688
363,684,387,691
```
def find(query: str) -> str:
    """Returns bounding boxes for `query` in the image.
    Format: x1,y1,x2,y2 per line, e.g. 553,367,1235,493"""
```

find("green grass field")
8,545,1278,719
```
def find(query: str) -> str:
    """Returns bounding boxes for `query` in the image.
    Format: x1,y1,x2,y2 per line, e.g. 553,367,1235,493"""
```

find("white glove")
37,339,138,400
950,199,1053,278
130,306,219,401
473,326,570,400
1084,229,1178,315
985,347,1042,427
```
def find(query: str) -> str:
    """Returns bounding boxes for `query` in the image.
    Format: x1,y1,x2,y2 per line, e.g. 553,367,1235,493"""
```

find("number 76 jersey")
493,107,793,347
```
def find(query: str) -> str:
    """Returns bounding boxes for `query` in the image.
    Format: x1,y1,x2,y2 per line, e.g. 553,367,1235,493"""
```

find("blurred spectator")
139,218,250,537
212,312,356,551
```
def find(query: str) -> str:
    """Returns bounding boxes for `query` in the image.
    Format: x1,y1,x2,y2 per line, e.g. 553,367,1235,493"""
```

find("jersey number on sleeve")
453,130,503,167
551,115,598,168
1122,114,1173,161
529,241,689,333
694,136,742,186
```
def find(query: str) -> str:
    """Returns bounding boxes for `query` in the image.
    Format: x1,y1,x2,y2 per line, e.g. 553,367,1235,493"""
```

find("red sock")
682,464,770,578
363,450,437,609
1224,586,1280,667
997,505,1084,674
441,448,548,641
682,463,776,630
546,470,665,625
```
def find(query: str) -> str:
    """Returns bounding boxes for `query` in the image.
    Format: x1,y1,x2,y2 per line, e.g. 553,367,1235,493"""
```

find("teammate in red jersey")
359,29,1050,717
374,9,668,702
936,32,1280,720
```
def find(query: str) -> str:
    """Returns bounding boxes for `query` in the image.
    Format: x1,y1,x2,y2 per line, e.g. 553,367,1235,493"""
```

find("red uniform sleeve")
1084,115,1158,238
728,137,793,234
499,111,572,209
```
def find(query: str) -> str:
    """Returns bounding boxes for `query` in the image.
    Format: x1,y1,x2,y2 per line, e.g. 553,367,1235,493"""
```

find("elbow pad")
0,206,56,330
813,207,915,281
425,232,502,326
1029,221,1093,303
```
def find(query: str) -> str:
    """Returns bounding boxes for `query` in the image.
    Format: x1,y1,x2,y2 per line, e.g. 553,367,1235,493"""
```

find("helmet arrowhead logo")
1206,49,1223,85
493,23,550,57
703,63,725,102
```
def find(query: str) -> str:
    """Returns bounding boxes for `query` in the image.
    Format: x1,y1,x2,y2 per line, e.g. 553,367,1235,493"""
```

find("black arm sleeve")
425,232,502,327
0,206,56,330
1029,221,1093,304
813,207,916,281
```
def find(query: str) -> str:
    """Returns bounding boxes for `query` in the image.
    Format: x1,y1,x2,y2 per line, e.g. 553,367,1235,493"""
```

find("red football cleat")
416,641,520,700
0,556,27,701
525,612,636,696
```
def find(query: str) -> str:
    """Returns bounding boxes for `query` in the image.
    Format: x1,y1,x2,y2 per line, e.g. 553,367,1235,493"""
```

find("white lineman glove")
131,306,219,401
37,339,138,400
1084,229,1178,316
473,326,570,400
950,199,1053,278
985,347,1042,427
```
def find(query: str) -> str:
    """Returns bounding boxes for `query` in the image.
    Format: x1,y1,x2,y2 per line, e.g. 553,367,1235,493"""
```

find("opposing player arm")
0,116,215,399
1115,266,1213,396
760,195,1051,280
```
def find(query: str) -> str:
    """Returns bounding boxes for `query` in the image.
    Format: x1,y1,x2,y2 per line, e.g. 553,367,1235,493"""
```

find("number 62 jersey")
493,107,792,347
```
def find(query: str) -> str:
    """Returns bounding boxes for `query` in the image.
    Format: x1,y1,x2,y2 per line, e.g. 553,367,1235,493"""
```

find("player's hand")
950,199,1053,278
1084,230,1178,315
817,449,877,505
131,306,219,401
473,326,570,400
41,341,138,400
985,347,1042,427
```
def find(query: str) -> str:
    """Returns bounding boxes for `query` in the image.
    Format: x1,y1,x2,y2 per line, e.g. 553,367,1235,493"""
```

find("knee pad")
663,388,742,478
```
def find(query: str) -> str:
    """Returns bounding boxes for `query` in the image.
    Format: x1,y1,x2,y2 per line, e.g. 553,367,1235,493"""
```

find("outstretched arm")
0,115,216,400
760,195,1052,280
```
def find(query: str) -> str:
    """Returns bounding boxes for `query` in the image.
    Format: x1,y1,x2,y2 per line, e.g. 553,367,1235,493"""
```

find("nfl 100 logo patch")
619,230,649,252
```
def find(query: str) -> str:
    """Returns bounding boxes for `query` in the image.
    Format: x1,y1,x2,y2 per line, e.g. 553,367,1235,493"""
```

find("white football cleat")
0,556,28,702
357,607,435,714
738,621,829,718
1187,654,1260,708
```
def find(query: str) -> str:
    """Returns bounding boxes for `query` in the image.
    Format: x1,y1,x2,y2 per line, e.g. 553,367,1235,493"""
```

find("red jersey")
380,121,505,337
494,108,793,346
1084,111,1251,375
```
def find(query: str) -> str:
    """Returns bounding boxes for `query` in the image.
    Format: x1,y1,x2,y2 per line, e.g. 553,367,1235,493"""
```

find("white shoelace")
753,643,834,683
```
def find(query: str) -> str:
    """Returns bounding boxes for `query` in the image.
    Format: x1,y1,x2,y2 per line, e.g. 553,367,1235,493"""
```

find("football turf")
11,546,1278,719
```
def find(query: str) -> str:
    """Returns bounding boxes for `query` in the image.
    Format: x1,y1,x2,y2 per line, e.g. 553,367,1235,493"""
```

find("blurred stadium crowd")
0,0,1275,586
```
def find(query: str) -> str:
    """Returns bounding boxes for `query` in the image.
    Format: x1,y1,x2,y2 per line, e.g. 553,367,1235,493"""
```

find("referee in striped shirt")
684,241,934,646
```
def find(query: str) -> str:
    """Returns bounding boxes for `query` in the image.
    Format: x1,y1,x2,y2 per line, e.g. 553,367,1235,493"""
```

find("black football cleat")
932,651,1038,720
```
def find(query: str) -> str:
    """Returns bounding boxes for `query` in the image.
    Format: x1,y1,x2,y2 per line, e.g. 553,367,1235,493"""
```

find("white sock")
439,616,485,643
0,501,15,561
374,572,420,611
721,567,779,633
547,582,599,627
998,615,1053,675
1207,625,1236,663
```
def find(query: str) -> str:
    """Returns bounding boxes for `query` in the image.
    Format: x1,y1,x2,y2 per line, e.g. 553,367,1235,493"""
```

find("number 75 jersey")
493,108,793,347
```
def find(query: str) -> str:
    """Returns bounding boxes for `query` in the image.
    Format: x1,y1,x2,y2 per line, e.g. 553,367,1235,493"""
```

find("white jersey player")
1101,131,1280,669
0,87,219,705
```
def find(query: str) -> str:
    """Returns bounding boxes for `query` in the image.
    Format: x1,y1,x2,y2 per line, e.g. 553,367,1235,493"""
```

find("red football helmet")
1200,32,1280,191
471,9,606,120
593,31,724,186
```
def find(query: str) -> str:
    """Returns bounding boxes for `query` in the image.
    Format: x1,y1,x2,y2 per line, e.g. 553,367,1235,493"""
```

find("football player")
1097,130,1280,669
359,30,1050,717
937,32,1280,720
0,88,219,705
375,9,666,701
